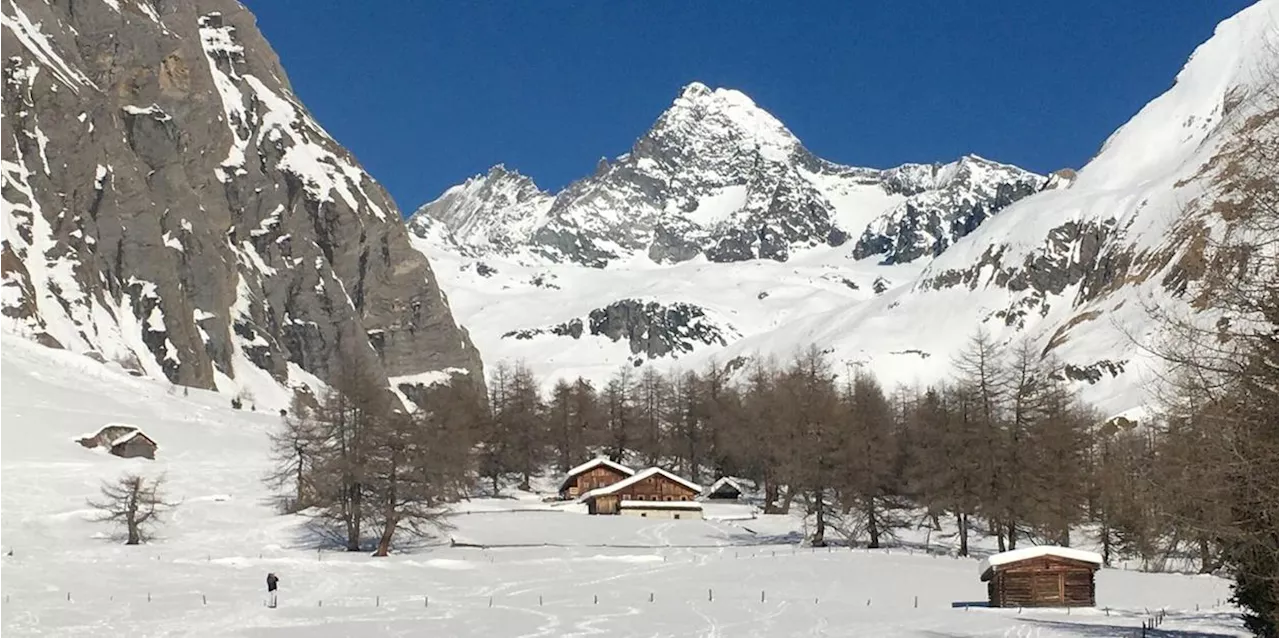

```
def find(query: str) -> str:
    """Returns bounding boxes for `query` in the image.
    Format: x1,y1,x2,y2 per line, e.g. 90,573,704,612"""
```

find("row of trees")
470,336,1102,553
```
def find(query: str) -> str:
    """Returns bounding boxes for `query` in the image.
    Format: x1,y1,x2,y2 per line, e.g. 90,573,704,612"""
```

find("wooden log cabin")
979,546,1102,608
578,467,702,517
558,457,635,500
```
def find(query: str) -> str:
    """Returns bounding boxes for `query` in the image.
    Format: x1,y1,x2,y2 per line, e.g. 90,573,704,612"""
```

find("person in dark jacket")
266,572,279,608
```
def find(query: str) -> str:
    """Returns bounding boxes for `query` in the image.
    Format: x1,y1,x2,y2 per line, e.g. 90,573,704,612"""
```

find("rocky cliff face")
412,82,1046,268
1,0,481,408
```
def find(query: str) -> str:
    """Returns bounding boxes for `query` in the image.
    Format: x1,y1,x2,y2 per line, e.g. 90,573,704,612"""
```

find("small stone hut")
77,425,158,460
979,546,1102,608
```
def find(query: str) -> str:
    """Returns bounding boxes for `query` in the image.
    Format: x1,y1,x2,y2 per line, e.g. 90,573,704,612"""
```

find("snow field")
0,338,1247,636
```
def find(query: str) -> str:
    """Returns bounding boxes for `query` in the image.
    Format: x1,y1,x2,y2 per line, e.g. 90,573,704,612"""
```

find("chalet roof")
978,546,1103,577
559,457,635,491
619,500,703,510
110,429,156,448
704,477,744,496
578,467,703,503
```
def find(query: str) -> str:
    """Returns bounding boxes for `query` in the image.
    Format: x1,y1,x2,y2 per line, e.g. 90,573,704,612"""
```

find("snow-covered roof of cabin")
978,546,1103,577
110,429,155,447
559,457,636,490
704,477,744,495
577,467,703,502
619,500,703,510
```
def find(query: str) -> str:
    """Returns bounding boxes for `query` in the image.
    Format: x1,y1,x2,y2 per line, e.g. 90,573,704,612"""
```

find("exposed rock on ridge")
1,0,481,407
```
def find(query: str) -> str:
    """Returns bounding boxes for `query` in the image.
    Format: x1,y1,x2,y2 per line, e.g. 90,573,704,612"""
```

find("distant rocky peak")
643,82,801,162
413,163,554,255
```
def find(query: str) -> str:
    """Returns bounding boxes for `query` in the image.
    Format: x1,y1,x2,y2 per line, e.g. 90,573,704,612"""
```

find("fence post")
67,592,71,602
319,600,322,607
539,595,542,606
426,596,429,608
649,592,653,603
762,591,766,603
708,589,713,602
489,596,494,608
202,594,207,605
914,596,918,608
376,596,380,607
147,592,151,603
593,594,597,605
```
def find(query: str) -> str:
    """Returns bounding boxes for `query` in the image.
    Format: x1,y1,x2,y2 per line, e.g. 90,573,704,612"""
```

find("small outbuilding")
558,457,635,500
578,467,702,516
702,477,744,501
979,546,1102,608
77,424,158,460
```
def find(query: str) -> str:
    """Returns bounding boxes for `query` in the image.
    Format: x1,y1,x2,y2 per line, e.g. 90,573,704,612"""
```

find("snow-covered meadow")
0,338,1246,636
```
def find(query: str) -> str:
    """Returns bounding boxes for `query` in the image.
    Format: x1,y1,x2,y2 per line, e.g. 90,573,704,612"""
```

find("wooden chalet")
702,477,743,501
578,467,702,517
979,546,1102,608
558,457,635,500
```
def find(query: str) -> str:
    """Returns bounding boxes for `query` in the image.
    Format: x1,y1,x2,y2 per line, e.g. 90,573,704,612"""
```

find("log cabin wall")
987,556,1097,607
570,466,630,497
616,474,698,502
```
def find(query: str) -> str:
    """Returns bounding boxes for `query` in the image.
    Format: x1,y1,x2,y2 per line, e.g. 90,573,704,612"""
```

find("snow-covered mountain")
0,0,481,409
412,82,1046,267
410,0,1278,415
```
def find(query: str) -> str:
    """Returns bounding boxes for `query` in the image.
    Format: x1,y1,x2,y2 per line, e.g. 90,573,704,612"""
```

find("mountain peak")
649,82,799,163
678,81,713,100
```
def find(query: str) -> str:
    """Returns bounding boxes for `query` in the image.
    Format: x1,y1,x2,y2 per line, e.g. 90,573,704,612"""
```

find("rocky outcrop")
502,299,735,360
849,155,1046,264
0,0,481,407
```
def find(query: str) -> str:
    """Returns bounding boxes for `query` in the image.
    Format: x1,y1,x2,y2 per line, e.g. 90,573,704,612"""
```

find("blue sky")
246,1,1253,213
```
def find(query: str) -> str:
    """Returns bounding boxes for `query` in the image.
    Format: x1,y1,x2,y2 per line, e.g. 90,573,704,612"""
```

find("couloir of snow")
0,337,1246,637
410,0,1278,417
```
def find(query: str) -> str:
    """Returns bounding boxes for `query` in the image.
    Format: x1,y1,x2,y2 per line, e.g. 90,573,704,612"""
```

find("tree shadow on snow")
1014,616,1241,637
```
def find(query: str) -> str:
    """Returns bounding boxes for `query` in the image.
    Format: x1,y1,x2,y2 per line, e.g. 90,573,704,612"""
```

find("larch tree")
87,474,176,545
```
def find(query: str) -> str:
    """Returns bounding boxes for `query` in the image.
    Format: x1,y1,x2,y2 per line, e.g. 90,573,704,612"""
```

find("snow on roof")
559,457,635,490
577,467,703,502
619,500,703,510
110,429,155,447
978,546,1103,577
704,477,744,495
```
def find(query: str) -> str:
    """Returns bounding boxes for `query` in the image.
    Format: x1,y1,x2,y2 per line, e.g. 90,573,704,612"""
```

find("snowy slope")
0,338,1247,637
410,1,1278,415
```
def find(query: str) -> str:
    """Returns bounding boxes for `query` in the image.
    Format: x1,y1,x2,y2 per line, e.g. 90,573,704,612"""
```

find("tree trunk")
1006,521,1017,550
373,515,397,557
345,484,362,551
762,479,781,514
780,486,795,515
126,502,140,545
930,512,942,531
1198,537,1215,574
996,523,1007,552
958,512,969,557
1101,522,1111,567
866,497,880,549
811,488,827,547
